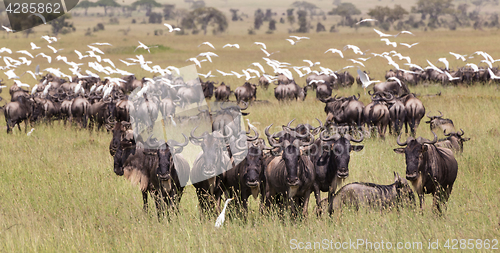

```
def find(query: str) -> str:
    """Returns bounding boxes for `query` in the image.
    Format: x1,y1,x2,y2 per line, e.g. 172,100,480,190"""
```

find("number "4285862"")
5,3,61,14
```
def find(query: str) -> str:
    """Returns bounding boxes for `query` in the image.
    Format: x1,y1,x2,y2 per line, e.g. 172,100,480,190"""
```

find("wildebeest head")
113,129,136,176
394,131,437,181
425,111,455,134
190,126,232,178
146,134,189,184
266,124,314,186
319,129,363,178
443,129,470,152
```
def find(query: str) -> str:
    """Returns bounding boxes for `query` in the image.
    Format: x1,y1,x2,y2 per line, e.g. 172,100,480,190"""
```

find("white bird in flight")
400,42,419,48
74,50,88,60
437,58,450,70
41,35,57,44
254,42,266,49
135,41,157,53
356,19,378,25
223,44,240,49
357,68,380,90
0,47,12,54
465,63,479,72
387,77,403,86
444,71,460,81
1,25,14,33
91,42,112,46
426,60,444,73
5,69,20,79
187,57,202,68
260,48,279,57
198,71,215,78
164,23,181,32
215,198,233,228
381,38,397,47
449,52,467,61
216,69,233,76
303,59,320,67
36,53,52,63
325,48,344,58
373,28,397,37
289,35,309,40
88,45,105,55
119,59,136,66
31,42,41,50
47,45,63,54
285,39,300,45
16,50,34,58
343,45,365,55
198,41,215,49
348,59,365,67
488,68,500,79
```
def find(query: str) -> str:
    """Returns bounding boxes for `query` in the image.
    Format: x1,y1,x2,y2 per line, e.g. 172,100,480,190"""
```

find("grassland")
0,9,500,252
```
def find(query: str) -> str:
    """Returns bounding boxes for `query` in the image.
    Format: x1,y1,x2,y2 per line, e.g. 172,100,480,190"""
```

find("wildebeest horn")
235,136,248,150
320,130,340,142
190,126,205,141
246,127,259,141
145,135,162,149
286,119,295,129
437,111,443,118
345,132,363,143
239,101,249,110
167,133,189,147
213,125,233,139
107,114,117,124
300,133,315,146
265,124,281,147
443,129,451,136
423,131,438,144
396,132,408,146
355,93,360,100
458,129,464,136
368,90,373,96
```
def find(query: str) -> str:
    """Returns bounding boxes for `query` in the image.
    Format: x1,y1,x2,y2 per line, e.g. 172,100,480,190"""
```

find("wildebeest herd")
0,63,473,220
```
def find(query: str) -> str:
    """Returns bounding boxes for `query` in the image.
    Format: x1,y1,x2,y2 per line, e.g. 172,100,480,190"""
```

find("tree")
367,6,391,22
132,0,161,16
387,5,408,23
50,14,75,36
230,9,239,21
287,8,295,25
163,4,176,20
471,0,499,12
296,10,308,32
411,0,454,27
292,1,318,16
264,9,273,21
328,2,361,26
181,7,227,35
96,0,120,15
269,19,276,30
76,0,97,16
254,9,264,29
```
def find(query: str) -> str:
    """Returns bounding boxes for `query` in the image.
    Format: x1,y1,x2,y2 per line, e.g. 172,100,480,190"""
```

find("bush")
132,19,136,24
109,17,119,24
97,23,105,30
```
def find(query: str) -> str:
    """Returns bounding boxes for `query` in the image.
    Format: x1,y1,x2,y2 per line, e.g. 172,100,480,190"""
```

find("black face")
395,140,427,181
157,145,172,180
200,135,225,177
328,137,351,178
106,102,117,121
244,146,262,187
283,144,300,186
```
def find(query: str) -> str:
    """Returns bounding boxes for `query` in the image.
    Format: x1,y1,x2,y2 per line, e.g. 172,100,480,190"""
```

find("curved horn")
320,130,340,142
444,129,451,136
423,131,438,144
145,135,162,149
300,132,315,146
355,93,360,100
368,90,373,96
437,111,443,118
246,127,259,141
286,119,296,129
396,132,408,146
458,128,464,137
426,111,433,119
190,126,204,141
239,101,249,110
168,133,189,147
345,132,364,143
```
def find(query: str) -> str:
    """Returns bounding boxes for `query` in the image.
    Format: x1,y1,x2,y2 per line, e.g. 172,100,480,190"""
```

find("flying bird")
437,58,450,70
41,35,57,43
47,45,63,54
31,42,41,50
381,38,397,47
164,23,181,32
88,45,105,55
356,19,378,25
426,60,444,73
215,198,233,228
260,48,279,57
198,71,215,78
250,62,266,73
74,50,88,60
134,41,157,53
387,77,403,86
289,36,309,40
488,68,500,79
303,59,320,67
285,39,300,45
16,50,34,58
398,30,415,36
324,48,344,58
223,43,240,49
5,69,20,79
254,42,266,49
465,63,479,72
0,47,12,54
36,53,52,63
343,45,365,55
449,52,467,61
373,28,397,37
198,41,215,49
357,68,380,90
445,71,460,81
119,59,136,66
400,42,419,48
187,57,202,68
1,25,14,33
348,59,365,67
91,42,112,46
216,70,233,76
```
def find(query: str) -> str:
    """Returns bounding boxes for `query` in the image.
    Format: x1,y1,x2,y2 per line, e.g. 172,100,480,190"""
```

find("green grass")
1,15,500,252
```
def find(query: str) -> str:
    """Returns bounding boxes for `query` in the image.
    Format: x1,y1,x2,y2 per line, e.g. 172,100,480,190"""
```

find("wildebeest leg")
312,183,322,216
301,190,311,218
142,191,149,213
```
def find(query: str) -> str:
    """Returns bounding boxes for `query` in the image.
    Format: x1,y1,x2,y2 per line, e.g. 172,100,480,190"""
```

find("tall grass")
0,28,500,252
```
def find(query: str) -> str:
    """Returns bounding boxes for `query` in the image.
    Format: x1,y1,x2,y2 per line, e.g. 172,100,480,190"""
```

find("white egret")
437,58,449,70
488,68,500,79
324,48,344,58
16,50,34,58
356,19,378,25
27,128,35,136
31,42,41,50
215,198,233,228
1,25,14,33
400,42,419,48
357,68,380,92
164,23,181,32
381,38,397,47
198,42,215,49
223,43,240,49
285,39,300,45
373,28,397,37
254,42,266,49
47,45,63,54
216,69,233,76
135,41,157,53
289,35,309,40
449,52,467,61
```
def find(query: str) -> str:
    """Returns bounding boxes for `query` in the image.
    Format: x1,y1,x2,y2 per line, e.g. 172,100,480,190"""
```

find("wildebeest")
425,111,456,135
201,80,216,99
337,71,355,87
400,93,425,136
4,96,33,133
189,127,233,217
394,131,458,212
175,81,205,108
373,80,410,97
363,92,391,138
214,82,232,102
234,82,257,104
310,129,364,215
321,94,364,130
221,130,270,215
264,125,317,217
89,97,116,131
387,96,406,135
274,81,302,101
306,74,336,91
330,172,415,213
70,96,91,128
259,75,270,90
315,82,333,100
435,129,469,154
